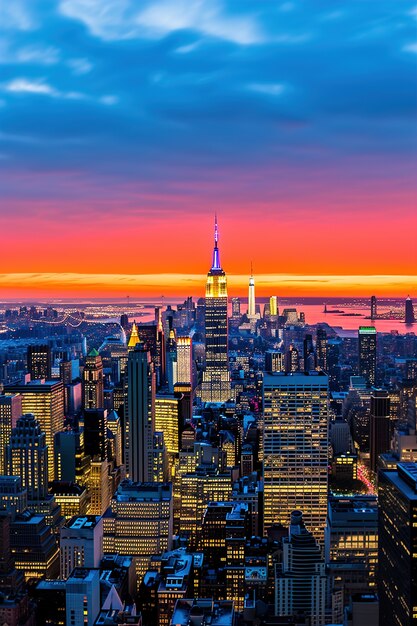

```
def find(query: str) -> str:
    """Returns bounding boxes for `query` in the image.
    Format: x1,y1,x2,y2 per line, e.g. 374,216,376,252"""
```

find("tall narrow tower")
200,216,231,403
248,264,256,318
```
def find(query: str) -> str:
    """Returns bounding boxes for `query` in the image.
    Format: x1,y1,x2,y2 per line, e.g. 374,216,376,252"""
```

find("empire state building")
200,217,231,403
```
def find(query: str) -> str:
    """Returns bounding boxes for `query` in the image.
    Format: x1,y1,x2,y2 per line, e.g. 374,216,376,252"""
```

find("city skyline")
1,1,416,299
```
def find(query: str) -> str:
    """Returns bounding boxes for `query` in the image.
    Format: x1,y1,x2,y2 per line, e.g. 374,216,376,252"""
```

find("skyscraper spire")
248,262,256,318
211,214,221,270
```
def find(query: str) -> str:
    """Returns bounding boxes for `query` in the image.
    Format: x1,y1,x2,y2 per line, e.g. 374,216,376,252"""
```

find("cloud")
248,83,286,96
403,42,417,53
59,0,263,44
5,78,59,97
0,2,35,31
68,58,93,75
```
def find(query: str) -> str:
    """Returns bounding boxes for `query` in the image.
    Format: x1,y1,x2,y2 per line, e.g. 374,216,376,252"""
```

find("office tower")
231,297,241,317
370,390,390,473
89,458,111,516
6,414,48,502
83,349,104,409
5,379,65,482
152,431,168,482
120,313,129,331
263,372,329,541
200,217,231,403
127,321,141,350
270,295,278,318
60,515,103,579
155,395,181,475
106,410,123,467
405,295,415,324
248,266,256,318
265,350,284,373
83,408,108,461
303,334,316,371
0,510,25,595
66,568,101,626
127,343,155,482
370,295,377,320
316,327,328,371
156,550,196,626
27,344,52,380
0,394,22,473
10,511,60,580
0,476,27,518
379,463,417,626
103,481,173,583
358,327,377,388
176,336,192,386
54,429,90,484
275,511,327,626
137,318,165,388
285,344,299,373
166,329,177,393
325,496,378,615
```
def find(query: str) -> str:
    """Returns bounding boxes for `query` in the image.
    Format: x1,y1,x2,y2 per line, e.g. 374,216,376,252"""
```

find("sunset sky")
1,1,416,298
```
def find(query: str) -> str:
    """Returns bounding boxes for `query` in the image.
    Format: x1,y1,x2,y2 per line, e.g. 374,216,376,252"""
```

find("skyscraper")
316,328,327,371
370,390,390,473
0,394,22,474
358,326,377,387
27,344,52,380
378,462,417,626
127,343,155,482
270,296,278,318
4,379,65,482
247,266,256,318
370,295,377,320
83,349,104,409
6,413,48,501
176,336,192,387
263,372,329,541
405,295,415,325
200,217,231,403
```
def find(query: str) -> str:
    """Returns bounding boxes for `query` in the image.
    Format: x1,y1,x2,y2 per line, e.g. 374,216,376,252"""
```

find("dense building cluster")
0,222,416,625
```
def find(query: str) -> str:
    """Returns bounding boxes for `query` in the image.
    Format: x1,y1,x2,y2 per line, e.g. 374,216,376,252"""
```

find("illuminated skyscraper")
231,297,241,318
316,328,327,372
248,265,256,318
0,394,22,474
405,295,415,325
127,343,155,482
263,372,329,542
370,390,390,473
358,327,377,387
176,336,192,387
270,296,278,318
200,217,231,403
5,379,64,482
27,345,51,380
370,295,377,320
83,349,104,410
6,414,48,501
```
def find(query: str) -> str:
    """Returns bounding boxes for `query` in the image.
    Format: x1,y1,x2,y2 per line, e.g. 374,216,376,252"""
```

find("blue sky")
0,0,416,288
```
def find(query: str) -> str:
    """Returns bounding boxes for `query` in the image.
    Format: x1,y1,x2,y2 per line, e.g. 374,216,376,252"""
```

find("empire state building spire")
211,214,221,270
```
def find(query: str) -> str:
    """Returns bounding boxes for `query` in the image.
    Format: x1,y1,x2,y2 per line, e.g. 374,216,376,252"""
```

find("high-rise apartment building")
200,217,231,403
126,343,155,482
27,344,52,380
83,349,104,410
263,372,329,541
6,414,48,501
83,408,108,461
270,296,278,318
0,394,22,474
358,327,377,388
5,379,65,482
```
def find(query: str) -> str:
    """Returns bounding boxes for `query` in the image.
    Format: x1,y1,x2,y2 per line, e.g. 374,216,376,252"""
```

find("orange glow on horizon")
0,272,415,299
